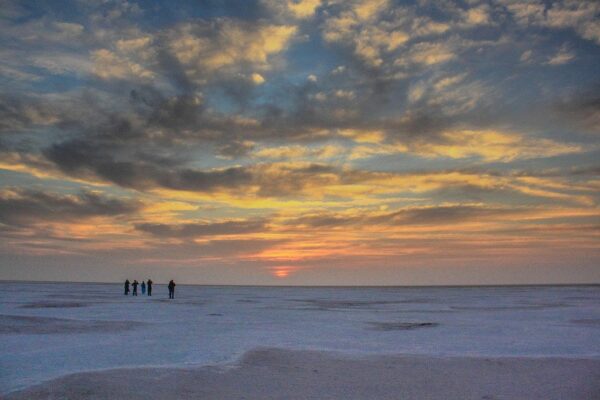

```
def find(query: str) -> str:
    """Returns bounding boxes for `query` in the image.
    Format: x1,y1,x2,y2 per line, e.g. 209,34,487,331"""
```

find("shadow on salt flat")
150,298,206,305
569,319,600,327
451,303,570,311
20,302,89,309
565,296,600,301
367,322,440,331
285,299,437,311
46,293,116,301
0,314,144,335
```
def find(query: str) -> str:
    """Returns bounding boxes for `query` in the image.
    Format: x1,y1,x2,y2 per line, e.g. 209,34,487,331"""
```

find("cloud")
260,0,322,20
416,130,567,161
43,139,256,192
0,18,86,46
1,7,298,87
503,0,600,44
383,204,522,225
546,44,575,65
463,6,491,26
0,189,141,227
287,0,322,18
552,85,600,133
251,72,266,84
0,93,55,132
321,0,410,67
338,129,385,143
135,219,267,238
376,130,582,162
400,41,456,66
253,144,343,160
418,73,483,116
319,1,504,74
544,1,600,44
286,204,528,228
520,49,533,63
91,48,155,80
40,136,352,197
90,32,156,81
167,19,297,81
2,79,583,200
217,140,256,159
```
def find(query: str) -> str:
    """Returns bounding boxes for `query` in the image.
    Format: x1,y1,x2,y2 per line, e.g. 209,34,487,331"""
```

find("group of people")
124,279,152,296
123,279,176,299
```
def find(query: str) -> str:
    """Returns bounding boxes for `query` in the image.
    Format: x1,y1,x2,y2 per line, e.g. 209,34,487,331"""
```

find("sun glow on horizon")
269,266,300,279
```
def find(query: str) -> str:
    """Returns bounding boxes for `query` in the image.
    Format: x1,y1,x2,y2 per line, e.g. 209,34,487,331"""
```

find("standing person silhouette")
168,280,176,299
132,280,139,296
147,279,153,296
124,279,130,295
141,281,146,295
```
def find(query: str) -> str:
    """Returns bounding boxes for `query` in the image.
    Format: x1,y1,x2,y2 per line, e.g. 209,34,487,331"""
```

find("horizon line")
1,279,598,288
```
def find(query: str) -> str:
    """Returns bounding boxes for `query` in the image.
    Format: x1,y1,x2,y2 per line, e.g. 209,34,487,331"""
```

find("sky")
0,0,599,285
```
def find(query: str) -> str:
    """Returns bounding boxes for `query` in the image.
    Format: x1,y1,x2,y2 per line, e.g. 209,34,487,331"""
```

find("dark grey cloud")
113,237,287,261
132,87,198,131
553,84,600,133
216,140,255,158
252,163,340,197
566,165,600,176
44,138,256,191
160,167,254,192
42,135,349,195
287,205,527,229
382,205,523,225
0,94,35,133
135,219,267,238
0,189,141,227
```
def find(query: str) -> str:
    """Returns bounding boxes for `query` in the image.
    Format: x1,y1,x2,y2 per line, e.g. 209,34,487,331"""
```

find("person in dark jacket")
168,280,176,299
147,279,153,296
141,281,146,295
132,280,139,296
124,279,130,295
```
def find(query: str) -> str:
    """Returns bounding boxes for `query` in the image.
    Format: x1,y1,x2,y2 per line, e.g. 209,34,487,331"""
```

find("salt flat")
1,282,599,397
5,349,600,400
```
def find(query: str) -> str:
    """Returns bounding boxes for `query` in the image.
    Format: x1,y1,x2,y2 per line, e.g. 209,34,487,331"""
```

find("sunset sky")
0,0,598,285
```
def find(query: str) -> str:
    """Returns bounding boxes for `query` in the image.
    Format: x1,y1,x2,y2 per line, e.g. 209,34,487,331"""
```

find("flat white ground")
1,282,599,396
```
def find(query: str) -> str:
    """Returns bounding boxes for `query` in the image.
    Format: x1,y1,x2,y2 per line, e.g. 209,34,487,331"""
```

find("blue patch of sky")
285,31,341,81
0,169,132,198
504,151,600,175
131,0,266,30
235,36,344,113
205,86,248,115
7,0,79,23
27,72,86,94
351,151,472,173
184,147,248,169
0,170,46,189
